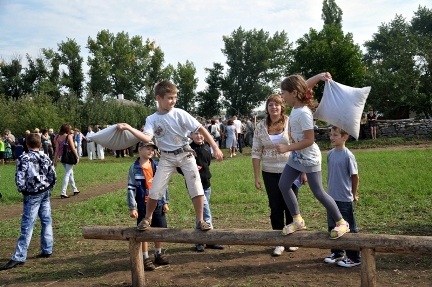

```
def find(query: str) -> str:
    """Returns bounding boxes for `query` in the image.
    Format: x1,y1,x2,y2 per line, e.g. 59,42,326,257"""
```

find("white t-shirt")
233,119,242,133
144,108,201,151
288,106,321,167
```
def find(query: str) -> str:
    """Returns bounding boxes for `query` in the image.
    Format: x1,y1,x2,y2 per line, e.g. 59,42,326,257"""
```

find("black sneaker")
324,253,344,263
144,257,155,271
154,253,169,265
196,244,205,252
338,258,361,268
206,244,224,250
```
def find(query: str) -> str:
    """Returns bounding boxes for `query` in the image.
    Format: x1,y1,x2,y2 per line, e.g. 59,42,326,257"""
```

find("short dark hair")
154,81,178,98
26,133,41,148
331,126,349,136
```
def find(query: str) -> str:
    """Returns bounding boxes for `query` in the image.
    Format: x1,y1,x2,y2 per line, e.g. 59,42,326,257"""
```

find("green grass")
1,138,432,284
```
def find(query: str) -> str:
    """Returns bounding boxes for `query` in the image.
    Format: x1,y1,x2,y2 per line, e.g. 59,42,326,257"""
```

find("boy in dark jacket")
127,141,170,271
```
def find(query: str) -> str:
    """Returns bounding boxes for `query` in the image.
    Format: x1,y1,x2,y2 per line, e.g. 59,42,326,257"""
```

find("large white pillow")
87,124,140,150
313,80,371,139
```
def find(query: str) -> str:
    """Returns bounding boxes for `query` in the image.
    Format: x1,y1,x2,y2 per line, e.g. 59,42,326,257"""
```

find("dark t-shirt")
367,113,377,127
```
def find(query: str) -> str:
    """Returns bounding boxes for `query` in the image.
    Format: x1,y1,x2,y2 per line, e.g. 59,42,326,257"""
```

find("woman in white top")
252,94,306,256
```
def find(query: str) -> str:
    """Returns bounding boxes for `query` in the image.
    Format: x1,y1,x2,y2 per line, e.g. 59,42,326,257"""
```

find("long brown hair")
265,94,286,133
281,74,319,112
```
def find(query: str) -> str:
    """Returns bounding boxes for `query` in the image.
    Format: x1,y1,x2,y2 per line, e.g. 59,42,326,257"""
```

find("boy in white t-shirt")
118,81,223,231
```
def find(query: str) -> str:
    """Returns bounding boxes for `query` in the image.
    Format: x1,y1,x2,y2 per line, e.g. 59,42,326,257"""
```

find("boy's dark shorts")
0,151,4,160
137,204,167,228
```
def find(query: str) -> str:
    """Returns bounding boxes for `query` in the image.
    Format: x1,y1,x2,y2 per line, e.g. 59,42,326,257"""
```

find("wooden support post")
361,248,376,287
129,238,145,287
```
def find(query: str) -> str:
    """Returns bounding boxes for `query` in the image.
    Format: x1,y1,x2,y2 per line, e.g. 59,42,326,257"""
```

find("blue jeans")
11,191,53,262
327,201,360,261
195,187,213,229
61,163,78,196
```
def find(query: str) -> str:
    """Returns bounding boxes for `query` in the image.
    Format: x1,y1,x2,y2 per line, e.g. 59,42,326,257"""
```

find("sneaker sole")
329,229,350,239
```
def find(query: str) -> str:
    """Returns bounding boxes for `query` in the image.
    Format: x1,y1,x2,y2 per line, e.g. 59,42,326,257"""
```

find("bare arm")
252,158,263,190
306,72,332,89
352,174,359,201
275,129,315,153
117,123,153,143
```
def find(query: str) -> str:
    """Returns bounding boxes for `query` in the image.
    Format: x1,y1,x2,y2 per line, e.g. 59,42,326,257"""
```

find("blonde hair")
281,75,319,112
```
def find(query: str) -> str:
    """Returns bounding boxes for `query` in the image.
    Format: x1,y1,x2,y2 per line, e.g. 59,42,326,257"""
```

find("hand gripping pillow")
87,124,140,150
313,80,371,139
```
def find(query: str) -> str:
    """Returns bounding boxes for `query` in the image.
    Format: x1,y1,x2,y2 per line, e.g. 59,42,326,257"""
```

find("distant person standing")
367,108,378,139
86,126,97,160
96,127,105,160
233,116,243,153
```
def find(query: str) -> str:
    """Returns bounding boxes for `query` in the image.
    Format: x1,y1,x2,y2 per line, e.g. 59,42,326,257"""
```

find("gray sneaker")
198,220,211,231
137,217,151,231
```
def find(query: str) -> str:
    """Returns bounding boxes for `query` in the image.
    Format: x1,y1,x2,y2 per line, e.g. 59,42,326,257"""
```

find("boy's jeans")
195,187,213,229
327,201,360,261
11,191,53,262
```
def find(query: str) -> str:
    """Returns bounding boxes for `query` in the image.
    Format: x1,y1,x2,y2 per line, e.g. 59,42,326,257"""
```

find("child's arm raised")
117,123,153,143
306,72,332,89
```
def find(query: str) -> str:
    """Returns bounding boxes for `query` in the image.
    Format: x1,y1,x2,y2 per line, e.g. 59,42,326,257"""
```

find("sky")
0,0,430,95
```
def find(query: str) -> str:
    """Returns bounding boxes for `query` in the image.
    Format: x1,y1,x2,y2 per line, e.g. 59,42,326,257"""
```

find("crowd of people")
1,74,364,272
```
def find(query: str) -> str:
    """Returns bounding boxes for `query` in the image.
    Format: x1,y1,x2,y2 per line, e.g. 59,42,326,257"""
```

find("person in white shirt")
86,126,97,160
232,116,243,154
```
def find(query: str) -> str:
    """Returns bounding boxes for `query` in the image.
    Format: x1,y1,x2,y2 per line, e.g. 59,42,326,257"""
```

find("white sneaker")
288,247,299,252
338,258,361,267
272,246,284,256
233,153,237,156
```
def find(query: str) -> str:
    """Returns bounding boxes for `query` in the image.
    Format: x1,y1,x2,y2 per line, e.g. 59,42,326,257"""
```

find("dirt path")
0,180,126,222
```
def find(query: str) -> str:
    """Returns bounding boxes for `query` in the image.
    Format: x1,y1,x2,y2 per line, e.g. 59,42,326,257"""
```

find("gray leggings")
278,164,343,222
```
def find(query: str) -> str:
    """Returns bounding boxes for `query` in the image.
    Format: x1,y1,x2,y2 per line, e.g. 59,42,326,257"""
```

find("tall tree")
40,48,62,102
172,60,198,114
58,38,84,99
196,63,224,118
0,56,24,100
220,27,293,117
87,30,155,102
143,46,172,109
321,0,343,26
364,15,422,118
411,6,432,117
290,1,364,100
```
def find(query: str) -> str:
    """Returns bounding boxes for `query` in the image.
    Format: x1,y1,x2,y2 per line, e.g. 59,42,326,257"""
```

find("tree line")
1,1,431,136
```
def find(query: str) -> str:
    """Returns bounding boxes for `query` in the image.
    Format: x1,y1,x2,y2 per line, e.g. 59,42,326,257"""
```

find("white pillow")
88,124,140,150
313,80,371,139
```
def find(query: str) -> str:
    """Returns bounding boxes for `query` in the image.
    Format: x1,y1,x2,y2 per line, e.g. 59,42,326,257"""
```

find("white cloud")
0,0,430,92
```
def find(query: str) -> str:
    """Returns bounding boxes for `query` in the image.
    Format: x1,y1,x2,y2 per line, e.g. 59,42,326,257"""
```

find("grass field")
1,137,432,285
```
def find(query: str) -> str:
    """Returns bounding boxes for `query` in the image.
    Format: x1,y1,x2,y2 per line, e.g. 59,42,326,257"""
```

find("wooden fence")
82,226,432,287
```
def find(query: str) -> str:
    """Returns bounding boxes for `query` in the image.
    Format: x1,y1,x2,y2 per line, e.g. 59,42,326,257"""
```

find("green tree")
58,38,84,99
220,27,293,117
40,48,62,102
196,63,224,118
411,6,432,117
172,60,198,114
87,30,155,102
290,1,364,99
321,0,343,26
364,14,422,118
142,46,172,109
0,56,24,100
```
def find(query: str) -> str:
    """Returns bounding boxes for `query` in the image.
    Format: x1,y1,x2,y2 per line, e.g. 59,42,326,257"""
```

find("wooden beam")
128,238,144,287
82,226,432,255
361,248,377,287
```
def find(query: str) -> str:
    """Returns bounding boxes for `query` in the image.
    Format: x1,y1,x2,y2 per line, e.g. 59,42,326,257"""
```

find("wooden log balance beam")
82,226,432,287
